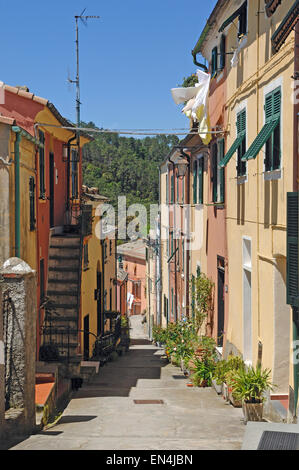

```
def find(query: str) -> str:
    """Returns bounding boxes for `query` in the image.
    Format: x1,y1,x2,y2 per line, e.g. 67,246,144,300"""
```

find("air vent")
257,431,299,450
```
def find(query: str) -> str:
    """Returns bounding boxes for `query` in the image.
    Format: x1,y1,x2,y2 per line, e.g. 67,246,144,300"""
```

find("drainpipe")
12,127,21,258
168,153,178,322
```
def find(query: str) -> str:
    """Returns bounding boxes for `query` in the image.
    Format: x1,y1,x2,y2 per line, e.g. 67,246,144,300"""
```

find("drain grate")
257,431,299,450
133,400,164,405
172,375,187,380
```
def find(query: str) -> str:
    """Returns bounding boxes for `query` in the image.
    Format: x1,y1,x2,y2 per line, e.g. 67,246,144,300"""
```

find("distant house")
117,239,146,315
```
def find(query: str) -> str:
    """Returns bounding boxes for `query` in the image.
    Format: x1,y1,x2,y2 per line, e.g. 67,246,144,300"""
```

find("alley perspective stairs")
42,234,82,361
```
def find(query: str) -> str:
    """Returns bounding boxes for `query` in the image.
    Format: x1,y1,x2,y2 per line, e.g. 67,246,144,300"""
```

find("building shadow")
71,338,169,399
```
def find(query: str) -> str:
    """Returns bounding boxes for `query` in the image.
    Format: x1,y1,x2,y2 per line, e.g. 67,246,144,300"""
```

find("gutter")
12,127,21,257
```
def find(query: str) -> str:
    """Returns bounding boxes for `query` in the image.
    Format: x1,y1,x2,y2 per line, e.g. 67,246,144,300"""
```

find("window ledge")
264,168,281,181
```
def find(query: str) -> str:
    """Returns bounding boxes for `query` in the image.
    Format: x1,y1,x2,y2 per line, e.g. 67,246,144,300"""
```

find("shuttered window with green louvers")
219,35,226,70
198,157,204,204
211,47,218,76
218,139,225,203
193,160,198,204
171,174,174,203
287,192,299,307
237,109,247,176
241,87,281,164
212,143,218,203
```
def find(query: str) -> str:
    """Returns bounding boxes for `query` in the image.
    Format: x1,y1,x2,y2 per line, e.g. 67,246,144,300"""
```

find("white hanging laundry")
231,36,248,68
171,69,211,145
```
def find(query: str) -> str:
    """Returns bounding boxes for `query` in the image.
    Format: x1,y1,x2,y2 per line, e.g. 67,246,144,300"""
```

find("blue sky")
0,0,217,133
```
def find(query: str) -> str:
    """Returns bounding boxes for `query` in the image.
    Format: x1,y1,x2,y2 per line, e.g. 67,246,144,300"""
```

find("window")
110,240,112,256
38,130,45,198
212,142,225,203
83,243,89,269
182,176,185,204
177,172,179,203
104,290,107,311
182,239,184,273
219,1,247,39
193,160,197,204
219,35,226,70
104,241,107,260
264,87,281,172
238,1,247,38
110,288,112,310
287,192,298,307
29,176,36,231
211,47,218,76
198,157,204,204
166,174,169,204
171,174,174,203
71,160,79,199
236,110,247,177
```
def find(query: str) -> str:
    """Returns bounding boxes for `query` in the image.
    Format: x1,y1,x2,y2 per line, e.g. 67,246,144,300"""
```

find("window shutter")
218,139,225,203
211,47,218,75
287,192,299,306
193,160,198,204
198,158,204,204
212,143,218,203
219,35,226,70
166,174,168,204
171,175,174,203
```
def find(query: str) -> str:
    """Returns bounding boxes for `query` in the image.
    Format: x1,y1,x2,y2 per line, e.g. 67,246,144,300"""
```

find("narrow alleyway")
8,316,245,450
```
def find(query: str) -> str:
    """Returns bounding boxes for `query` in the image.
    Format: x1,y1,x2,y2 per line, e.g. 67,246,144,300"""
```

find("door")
217,263,225,347
49,153,55,228
96,270,103,335
83,315,89,360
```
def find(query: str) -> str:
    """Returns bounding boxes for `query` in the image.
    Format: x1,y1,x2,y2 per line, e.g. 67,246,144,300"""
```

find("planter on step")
242,402,263,422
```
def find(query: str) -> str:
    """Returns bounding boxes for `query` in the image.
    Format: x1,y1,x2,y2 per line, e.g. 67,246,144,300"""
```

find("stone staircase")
44,234,82,361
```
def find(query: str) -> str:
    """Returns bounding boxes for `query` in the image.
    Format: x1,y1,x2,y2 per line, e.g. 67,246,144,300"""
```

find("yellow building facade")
219,0,296,414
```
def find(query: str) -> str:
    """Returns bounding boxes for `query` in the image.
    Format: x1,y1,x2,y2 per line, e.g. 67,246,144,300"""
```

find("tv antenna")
68,8,100,143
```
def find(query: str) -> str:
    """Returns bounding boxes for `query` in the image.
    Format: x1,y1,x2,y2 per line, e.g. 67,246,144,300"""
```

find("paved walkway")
8,316,245,450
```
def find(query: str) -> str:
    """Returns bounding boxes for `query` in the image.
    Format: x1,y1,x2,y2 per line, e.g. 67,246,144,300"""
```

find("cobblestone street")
7,316,245,450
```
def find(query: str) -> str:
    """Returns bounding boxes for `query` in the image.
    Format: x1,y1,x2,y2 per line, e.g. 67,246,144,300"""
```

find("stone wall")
0,258,37,440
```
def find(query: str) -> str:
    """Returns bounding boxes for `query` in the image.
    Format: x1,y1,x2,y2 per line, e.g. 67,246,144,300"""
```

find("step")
48,302,78,310
50,237,80,248
48,258,80,269
49,266,80,273
47,280,78,292
48,271,79,282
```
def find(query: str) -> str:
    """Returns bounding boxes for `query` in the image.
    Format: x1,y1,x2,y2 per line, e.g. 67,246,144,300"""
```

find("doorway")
217,257,225,347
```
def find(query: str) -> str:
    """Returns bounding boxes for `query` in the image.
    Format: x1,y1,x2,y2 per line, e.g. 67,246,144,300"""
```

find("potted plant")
232,366,275,422
225,370,242,407
212,360,229,395
189,356,216,388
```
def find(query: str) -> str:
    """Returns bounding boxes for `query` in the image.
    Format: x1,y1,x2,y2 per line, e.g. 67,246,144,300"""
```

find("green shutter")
212,143,218,203
218,139,225,203
182,176,185,204
241,118,279,161
219,134,244,168
219,34,226,70
166,174,168,204
287,192,299,306
171,175,174,203
193,160,198,204
218,1,246,32
177,174,179,203
198,157,204,204
211,47,218,75
237,109,246,134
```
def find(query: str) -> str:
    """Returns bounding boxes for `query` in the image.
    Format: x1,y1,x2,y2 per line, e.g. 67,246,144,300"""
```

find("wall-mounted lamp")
176,158,189,178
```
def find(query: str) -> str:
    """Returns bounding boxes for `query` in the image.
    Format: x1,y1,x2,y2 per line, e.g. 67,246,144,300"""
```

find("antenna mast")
71,9,100,144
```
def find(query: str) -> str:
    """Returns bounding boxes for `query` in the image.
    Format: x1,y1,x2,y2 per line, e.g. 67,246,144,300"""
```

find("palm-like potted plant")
232,366,275,422
189,356,216,387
